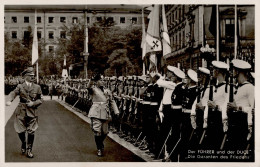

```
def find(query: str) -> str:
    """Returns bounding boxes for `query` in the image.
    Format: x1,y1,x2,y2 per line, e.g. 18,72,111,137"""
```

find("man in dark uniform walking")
6,67,43,158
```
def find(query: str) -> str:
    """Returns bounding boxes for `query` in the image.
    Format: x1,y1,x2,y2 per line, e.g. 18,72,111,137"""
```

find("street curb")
54,98,157,162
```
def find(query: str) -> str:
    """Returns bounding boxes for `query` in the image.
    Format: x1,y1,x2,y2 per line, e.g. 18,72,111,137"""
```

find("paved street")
5,98,145,162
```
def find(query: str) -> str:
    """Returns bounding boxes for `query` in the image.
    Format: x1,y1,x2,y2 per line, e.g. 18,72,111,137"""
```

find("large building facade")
164,5,255,71
4,5,144,56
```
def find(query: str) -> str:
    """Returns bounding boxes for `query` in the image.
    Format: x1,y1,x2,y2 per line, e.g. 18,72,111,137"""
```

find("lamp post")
200,43,215,68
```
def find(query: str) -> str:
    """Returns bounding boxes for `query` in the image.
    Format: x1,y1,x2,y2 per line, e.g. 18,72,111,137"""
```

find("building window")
131,17,137,24
24,17,29,23
37,31,41,39
225,18,234,43
120,17,125,24
106,17,114,24
12,17,17,23
60,31,66,38
172,13,174,23
60,17,66,23
72,17,78,24
49,46,54,52
87,17,90,23
23,31,30,40
37,17,41,23
96,17,102,22
48,17,54,23
12,31,17,38
48,31,54,39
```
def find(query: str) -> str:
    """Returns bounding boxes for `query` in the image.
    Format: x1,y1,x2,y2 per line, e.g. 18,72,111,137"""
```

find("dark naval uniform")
180,85,197,161
168,82,184,161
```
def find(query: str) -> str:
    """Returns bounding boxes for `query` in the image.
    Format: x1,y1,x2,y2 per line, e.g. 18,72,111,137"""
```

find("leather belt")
93,102,107,105
171,105,182,109
150,102,159,105
142,101,151,104
182,109,191,113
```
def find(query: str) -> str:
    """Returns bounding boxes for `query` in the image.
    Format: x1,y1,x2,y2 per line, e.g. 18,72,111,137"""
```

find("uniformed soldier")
147,73,164,159
87,72,119,157
166,66,185,162
226,59,254,152
180,69,198,161
203,61,229,150
139,74,153,151
194,67,210,146
113,76,124,133
6,67,43,158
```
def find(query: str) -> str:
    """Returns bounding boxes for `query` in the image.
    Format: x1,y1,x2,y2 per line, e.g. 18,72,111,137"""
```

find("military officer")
87,72,119,157
226,59,254,151
6,67,43,158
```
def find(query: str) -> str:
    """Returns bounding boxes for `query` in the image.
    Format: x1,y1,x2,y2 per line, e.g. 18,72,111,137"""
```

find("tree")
105,49,134,76
4,32,31,76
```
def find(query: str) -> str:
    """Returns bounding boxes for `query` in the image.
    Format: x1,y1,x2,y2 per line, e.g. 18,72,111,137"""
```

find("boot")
94,136,103,157
18,132,26,154
101,134,107,150
27,133,34,158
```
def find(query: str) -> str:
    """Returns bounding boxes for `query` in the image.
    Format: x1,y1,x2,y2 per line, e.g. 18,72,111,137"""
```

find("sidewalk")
5,96,19,126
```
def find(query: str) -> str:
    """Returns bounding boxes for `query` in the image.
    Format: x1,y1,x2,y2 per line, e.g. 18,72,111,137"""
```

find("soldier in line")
113,76,124,133
203,61,229,150
167,66,185,162
226,59,254,152
138,73,153,151
194,67,211,146
6,67,43,158
180,69,198,161
129,75,148,145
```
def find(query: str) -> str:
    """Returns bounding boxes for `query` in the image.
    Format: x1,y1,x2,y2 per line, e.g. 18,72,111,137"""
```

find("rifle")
220,54,234,150
199,56,214,145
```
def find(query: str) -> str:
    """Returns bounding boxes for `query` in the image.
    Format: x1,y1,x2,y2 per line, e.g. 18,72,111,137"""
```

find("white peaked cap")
212,61,229,70
167,65,185,79
199,67,210,75
187,69,198,82
232,59,251,70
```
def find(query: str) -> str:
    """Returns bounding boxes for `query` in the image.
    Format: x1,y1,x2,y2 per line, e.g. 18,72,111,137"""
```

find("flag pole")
142,7,146,75
234,5,237,59
35,9,39,83
216,5,219,61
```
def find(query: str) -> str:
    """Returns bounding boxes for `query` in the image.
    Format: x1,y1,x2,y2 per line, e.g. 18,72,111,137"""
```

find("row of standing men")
63,59,255,162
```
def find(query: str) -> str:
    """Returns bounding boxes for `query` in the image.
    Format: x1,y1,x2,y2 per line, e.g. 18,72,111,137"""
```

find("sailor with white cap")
195,67,211,141
163,66,185,161
203,60,229,150
226,59,254,151
179,69,199,161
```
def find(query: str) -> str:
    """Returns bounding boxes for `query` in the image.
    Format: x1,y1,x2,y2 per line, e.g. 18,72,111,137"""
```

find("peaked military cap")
22,67,35,76
187,69,198,82
138,75,147,82
167,65,185,79
212,61,229,70
232,59,251,70
199,67,210,75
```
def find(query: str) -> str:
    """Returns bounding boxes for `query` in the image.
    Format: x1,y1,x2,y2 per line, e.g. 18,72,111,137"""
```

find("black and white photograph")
2,0,259,166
